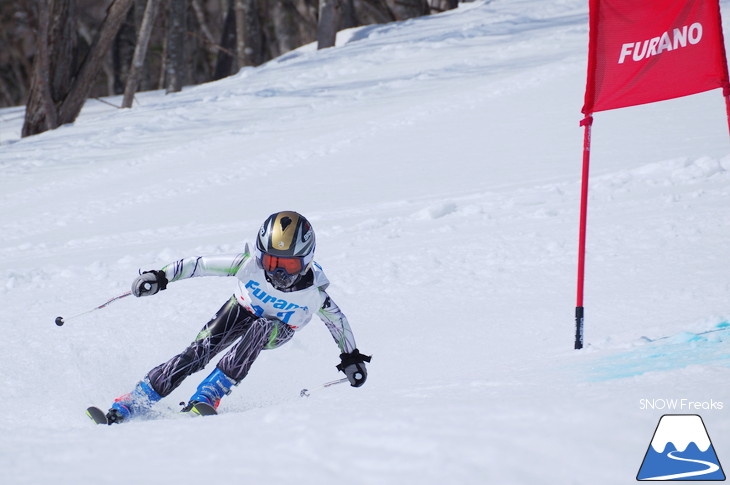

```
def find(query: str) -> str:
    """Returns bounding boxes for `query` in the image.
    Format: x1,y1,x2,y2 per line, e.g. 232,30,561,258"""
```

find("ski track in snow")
2,0,730,484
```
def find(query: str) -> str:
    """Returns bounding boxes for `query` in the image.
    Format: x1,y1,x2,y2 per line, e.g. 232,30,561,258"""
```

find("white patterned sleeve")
318,289,357,354
160,253,249,283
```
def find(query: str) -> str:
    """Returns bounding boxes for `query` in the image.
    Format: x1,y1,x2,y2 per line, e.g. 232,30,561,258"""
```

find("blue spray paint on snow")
587,322,730,382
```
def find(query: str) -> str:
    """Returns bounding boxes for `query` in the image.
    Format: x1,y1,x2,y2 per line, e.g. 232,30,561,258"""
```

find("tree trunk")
23,0,134,136
122,0,161,107
341,0,358,29
22,0,77,138
191,0,219,60
165,0,186,93
353,0,396,25
26,1,58,133
267,0,316,58
386,0,429,20
0,3,35,108
213,1,236,79
55,0,136,128
429,0,458,12
112,4,138,94
234,0,246,68
236,0,264,67
317,0,340,50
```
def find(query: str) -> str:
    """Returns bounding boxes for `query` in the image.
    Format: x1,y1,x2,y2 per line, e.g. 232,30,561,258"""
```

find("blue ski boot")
107,377,162,424
181,367,236,412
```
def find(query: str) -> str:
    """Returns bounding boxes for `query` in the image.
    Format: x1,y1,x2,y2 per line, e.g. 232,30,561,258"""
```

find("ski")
86,402,217,425
86,406,108,425
180,401,218,417
188,402,217,417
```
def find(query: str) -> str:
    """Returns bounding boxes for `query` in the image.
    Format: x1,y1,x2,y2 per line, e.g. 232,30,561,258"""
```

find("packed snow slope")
2,1,730,483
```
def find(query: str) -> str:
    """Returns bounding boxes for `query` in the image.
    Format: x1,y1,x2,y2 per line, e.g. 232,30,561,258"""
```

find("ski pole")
55,291,133,326
299,377,349,397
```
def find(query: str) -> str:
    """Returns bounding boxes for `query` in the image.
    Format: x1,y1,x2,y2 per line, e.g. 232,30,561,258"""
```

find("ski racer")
103,211,370,424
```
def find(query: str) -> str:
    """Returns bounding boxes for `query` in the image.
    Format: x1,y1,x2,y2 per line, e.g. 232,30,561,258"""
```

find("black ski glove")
336,349,371,387
132,270,168,297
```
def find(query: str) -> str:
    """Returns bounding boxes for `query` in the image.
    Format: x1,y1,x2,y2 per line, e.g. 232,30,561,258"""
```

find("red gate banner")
575,0,730,350
583,0,730,114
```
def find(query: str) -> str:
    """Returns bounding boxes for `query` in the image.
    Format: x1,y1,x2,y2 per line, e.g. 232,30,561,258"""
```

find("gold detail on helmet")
270,211,300,251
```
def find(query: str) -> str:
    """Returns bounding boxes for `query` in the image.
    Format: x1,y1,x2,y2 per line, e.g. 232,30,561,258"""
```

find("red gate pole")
575,114,593,350
724,86,730,138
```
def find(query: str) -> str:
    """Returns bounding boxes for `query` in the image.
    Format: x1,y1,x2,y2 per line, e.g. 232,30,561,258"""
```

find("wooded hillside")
1,0,462,136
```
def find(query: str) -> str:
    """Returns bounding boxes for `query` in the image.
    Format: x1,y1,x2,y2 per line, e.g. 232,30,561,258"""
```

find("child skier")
103,211,370,424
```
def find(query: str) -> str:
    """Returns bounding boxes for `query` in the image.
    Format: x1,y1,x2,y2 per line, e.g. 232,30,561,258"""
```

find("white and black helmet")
254,211,315,289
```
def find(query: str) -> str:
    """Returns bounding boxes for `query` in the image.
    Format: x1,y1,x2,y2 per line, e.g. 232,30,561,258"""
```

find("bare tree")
23,0,135,137
429,0,458,12
317,0,340,49
387,0,429,20
57,0,136,123
0,4,35,108
22,0,77,137
12,0,454,127
352,0,396,25
235,0,264,67
266,0,316,59
213,1,237,79
165,0,186,93
113,3,140,94
29,2,58,131
341,0,358,28
122,0,161,107
191,0,218,55
234,0,246,68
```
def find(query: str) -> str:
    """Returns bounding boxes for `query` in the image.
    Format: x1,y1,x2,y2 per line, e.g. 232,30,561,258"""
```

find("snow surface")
2,0,730,483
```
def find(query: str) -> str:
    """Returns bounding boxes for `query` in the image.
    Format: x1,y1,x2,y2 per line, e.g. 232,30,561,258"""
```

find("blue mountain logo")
637,414,725,481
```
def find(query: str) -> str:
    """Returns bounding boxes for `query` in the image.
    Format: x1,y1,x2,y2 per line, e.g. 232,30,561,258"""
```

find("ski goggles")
260,253,305,275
